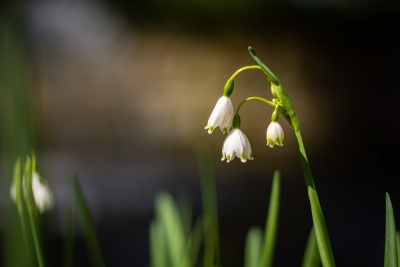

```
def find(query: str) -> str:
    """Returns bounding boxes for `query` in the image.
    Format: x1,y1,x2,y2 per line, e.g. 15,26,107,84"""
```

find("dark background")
1,0,400,266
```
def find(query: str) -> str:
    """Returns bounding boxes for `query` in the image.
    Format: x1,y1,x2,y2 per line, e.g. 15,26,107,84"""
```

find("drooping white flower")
221,129,253,163
266,121,284,148
31,172,54,213
10,171,54,213
205,96,234,134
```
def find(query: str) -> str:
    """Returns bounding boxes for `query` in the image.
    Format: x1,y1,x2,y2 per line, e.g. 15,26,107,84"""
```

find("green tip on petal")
240,153,247,163
267,140,274,148
227,155,231,162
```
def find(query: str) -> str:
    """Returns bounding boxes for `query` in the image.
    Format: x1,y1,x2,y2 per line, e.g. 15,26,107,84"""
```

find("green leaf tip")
385,192,398,267
247,46,280,86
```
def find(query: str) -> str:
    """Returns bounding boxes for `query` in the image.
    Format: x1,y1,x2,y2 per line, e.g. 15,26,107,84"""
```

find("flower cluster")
205,75,285,163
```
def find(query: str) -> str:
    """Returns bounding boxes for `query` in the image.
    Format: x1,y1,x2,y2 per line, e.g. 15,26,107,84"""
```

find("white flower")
31,172,54,213
221,129,253,163
10,171,54,213
266,121,284,147
205,96,234,134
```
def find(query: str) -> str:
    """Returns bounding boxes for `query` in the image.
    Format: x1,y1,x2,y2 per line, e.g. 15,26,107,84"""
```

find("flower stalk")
248,47,335,267
206,47,336,266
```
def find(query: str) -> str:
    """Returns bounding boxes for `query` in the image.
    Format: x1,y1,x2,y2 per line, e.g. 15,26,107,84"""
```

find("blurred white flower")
31,172,54,213
221,129,253,163
266,121,284,148
10,171,54,213
205,96,234,134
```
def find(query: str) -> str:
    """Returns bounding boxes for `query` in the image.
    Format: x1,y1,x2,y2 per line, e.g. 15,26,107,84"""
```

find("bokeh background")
1,0,400,266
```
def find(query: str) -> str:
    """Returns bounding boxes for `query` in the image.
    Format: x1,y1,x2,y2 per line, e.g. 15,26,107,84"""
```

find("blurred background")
1,0,400,266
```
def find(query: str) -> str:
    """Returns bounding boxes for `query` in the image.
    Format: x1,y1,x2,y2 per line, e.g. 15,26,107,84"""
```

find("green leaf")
259,170,280,267
64,207,75,267
396,232,400,267
156,192,189,267
385,193,398,267
72,175,106,267
302,227,320,267
149,219,167,267
248,47,280,86
245,227,263,267
198,148,220,267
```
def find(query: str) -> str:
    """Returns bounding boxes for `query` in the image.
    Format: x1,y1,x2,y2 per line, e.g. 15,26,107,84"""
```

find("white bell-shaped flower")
31,172,54,213
266,121,284,147
221,129,253,163
10,171,54,213
205,96,234,134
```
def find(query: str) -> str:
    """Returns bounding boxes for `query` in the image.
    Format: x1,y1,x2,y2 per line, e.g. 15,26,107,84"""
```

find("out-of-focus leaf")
302,227,320,267
385,193,398,267
245,227,262,267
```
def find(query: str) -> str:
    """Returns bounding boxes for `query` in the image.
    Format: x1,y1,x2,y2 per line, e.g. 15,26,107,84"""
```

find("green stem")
236,97,292,124
229,65,263,80
236,96,275,114
295,130,335,267
28,213,45,267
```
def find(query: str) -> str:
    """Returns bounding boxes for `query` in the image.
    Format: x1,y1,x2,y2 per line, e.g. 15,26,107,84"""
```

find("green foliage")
72,175,107,267
385,193,398,267
244,171,280,267
302,228,320,267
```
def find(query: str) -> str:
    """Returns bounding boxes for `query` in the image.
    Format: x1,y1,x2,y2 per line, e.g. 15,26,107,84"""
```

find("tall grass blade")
396,232,400,267
385,193,398,267
72,175,106,267
302,227,320,267
149,219,167,267
64,207,75,267
198,148,220,267
156,192,189,267
245,227,262,267
183,217,204,267
259,170,280,267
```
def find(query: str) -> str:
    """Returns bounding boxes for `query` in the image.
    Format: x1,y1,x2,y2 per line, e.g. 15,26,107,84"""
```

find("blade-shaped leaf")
302,227,320,267
245,227,262,267
385,193,398,267
72,175,106,267
259,170,280,267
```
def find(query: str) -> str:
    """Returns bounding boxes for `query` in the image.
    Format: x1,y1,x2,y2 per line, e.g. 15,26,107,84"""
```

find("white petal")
206,96,234,134
32,172,54,213
221,129,253,163
266,122,284,147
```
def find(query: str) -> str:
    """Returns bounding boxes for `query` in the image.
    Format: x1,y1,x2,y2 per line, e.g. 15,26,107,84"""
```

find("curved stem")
229,65,264,80
236,96,275,114
235,97,293,125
